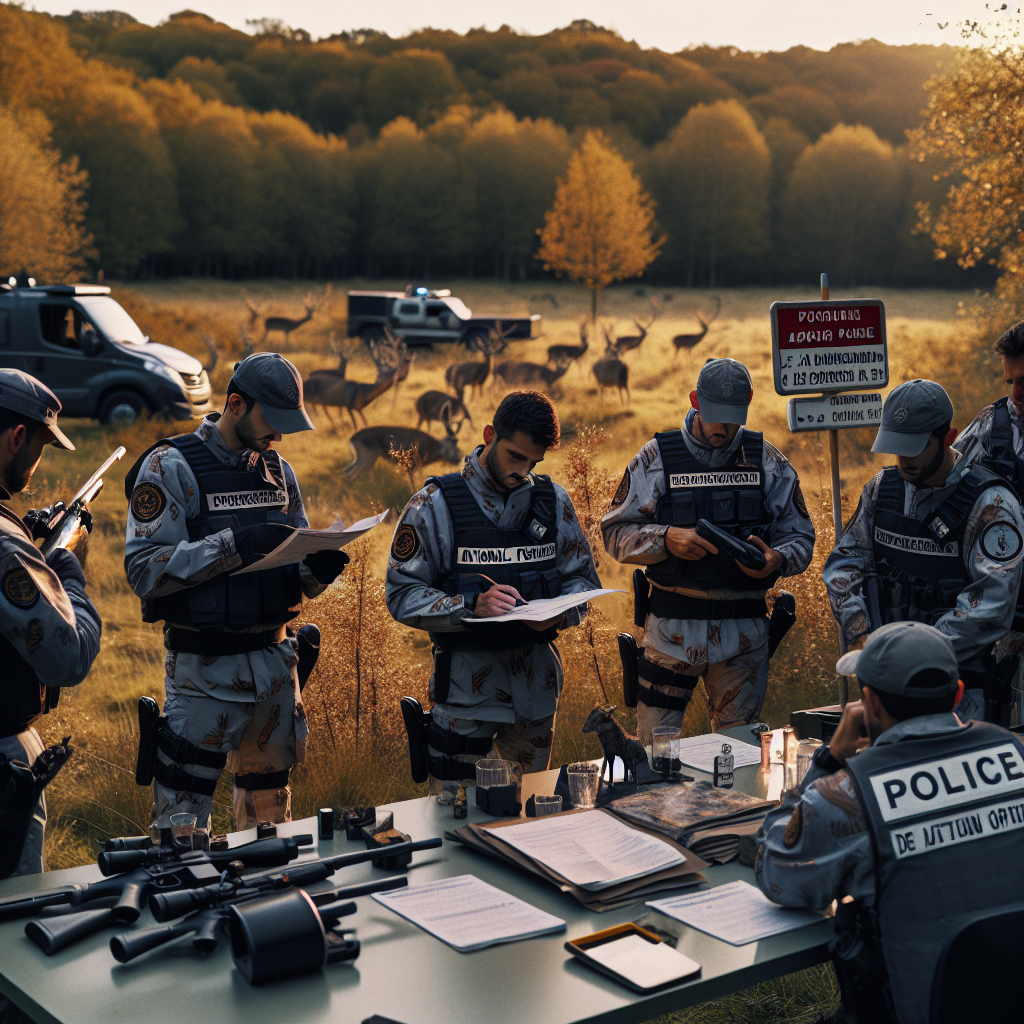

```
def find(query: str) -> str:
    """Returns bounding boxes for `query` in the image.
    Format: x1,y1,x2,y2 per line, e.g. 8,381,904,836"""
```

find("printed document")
233,511,390,574
648,880,823,945
584,934,701,989
492,810,684,890
675,733,762,774
371,874,565,952
464,588,623,624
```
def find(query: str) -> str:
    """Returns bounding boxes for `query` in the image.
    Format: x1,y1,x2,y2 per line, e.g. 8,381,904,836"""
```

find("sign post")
770,273,889,704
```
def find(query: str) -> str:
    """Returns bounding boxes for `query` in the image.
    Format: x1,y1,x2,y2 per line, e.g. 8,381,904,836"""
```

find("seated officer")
755,621,1024,1024
823,379,1024,722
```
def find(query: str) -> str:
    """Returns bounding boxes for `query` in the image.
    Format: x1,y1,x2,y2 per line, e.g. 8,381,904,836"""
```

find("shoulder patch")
783,804,802,848
981,520,1023,562
793,482,809,519
2,565,39,609
391,523,420,562
131,481,167,524
610,469,630,509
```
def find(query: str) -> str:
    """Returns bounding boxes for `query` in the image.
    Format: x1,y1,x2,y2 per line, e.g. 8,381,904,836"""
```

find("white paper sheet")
675,733,762,774
584,933,701,989
647,880,824,945
232,510,390,574
490,810,685,891
463,588,623,624
371,874,565,952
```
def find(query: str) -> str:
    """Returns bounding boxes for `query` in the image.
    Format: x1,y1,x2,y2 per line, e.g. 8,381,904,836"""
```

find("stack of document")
448,809,706,911
607,781,776,864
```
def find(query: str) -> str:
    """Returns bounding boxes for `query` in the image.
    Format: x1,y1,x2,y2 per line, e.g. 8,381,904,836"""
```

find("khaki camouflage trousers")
152,680,307,833
637,644,770,742
427,713,555,803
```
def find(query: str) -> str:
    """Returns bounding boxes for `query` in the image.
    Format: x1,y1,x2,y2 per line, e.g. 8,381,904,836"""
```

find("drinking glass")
475,758,514,790
796,739,822,784
651,726,679,776
169,812,197,848
533,795,563,817
567,762,600,809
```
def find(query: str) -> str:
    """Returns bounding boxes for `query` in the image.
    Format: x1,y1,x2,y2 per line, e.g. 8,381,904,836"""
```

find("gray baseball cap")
836,621,959,697
231,353,313,433
872,379,953,457
695,358,753,425
0,369,74,450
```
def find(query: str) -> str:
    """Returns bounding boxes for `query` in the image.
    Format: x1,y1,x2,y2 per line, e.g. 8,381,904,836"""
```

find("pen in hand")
470,573,528,608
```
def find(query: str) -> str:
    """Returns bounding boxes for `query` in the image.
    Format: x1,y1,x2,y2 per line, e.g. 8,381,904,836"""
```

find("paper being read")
371,874,565,952
492,810,684,891
675,733,762,774
463,588,623,624
647,880,823,946
232,511,390,574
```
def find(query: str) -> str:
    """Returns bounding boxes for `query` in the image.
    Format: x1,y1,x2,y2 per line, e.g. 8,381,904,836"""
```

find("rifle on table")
110,837,441,963
0,833,312,955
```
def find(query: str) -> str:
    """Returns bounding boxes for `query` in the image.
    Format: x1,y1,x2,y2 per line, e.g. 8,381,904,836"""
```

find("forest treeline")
0,6,982,287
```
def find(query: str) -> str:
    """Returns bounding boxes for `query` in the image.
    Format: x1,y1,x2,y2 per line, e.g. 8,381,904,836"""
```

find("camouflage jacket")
600,411,815,664
954,397,1024,466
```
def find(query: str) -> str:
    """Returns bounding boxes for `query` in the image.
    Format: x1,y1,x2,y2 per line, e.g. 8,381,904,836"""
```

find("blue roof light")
416,287,428,295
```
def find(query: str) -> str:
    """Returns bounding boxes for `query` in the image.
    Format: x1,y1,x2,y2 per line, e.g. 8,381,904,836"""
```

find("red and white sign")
771,299,887,396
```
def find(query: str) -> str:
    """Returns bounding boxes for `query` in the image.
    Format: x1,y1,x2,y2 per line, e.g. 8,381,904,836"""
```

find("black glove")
303,549,350,584
232,524,294,566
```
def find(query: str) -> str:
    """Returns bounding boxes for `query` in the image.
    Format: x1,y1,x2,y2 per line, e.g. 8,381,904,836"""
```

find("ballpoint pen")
469,573,528,607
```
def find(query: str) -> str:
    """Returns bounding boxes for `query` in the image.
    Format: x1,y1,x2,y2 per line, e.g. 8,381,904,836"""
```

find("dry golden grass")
20,278,1002,871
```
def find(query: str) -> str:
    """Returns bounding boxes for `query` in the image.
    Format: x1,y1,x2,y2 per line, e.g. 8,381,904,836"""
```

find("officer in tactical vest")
389,391,600,800
755,621,1024,1024
0,370,100,876
824,379,1024,723
602,358,815,737
124,353,348,835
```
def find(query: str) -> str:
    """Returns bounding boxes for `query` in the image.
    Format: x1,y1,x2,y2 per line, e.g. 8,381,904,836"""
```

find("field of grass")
13,278,1002,1024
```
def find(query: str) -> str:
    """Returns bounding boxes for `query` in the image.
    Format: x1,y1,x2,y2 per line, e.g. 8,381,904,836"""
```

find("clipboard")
565,922,701,992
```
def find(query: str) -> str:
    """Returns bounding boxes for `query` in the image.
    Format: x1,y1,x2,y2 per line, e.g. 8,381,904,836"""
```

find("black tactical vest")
871,465,998,627
845,721,1024,1024
430,473,562,652
646,429,780,592
0,638,46,739
978,397,1024,494
125,434,302,631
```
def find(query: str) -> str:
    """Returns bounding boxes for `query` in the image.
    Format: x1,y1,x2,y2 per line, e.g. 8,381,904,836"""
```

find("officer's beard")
905,443,948,488
484,444,522,493
3,441,37,494
235,411,274,454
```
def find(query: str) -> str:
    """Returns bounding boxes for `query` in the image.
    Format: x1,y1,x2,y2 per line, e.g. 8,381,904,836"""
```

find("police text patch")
869,742,1024,823
457,544,556,565
669,471,760,489
391,523,420,562
873,528,959,557
206,489,287,512
890,795,1024,859
131,482,166,523
980,520,1023,562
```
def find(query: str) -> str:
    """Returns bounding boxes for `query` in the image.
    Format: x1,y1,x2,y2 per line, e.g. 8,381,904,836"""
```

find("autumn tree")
364,49,464,130
0,105,92,279
537,130,662,320
909,35,1024,313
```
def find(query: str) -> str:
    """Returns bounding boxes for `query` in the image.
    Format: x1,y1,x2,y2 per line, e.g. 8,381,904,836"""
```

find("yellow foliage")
537,130,663,315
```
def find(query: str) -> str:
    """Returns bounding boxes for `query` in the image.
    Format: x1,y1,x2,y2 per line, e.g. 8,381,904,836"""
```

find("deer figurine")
344,416,461,481
546,320,589,372
261,286,330,349
672,296,721,356
581,705,647,787
415,391,472,434
592,326,630,403
445,327,507,404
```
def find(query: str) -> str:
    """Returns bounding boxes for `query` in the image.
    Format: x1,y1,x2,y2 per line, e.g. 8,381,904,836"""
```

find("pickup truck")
347,286,540,348
0,282,213,424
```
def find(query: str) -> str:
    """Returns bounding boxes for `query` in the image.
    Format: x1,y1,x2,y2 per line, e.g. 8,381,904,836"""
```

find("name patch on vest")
870,742,1024,822
206,489,287,512
669,471,760,488
874,527,959,557
457,544,556,565
889,795,1024,860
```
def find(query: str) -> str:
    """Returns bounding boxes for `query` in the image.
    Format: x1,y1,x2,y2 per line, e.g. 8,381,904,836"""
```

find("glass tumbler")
169,812,197,849
567,762,600,809
651,726,679,776
533,795,563,817
475,758,514,790
796,739,822,784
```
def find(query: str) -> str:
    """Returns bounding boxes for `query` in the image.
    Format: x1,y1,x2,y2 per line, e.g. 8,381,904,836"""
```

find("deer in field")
344,417,461,483
611,300,659,357
546,320,589,372
415,391,472,434
672,296,721,356
592,327,630,404
261,286,331,349
493,357,570,395
445,327,508,404
200,335,219,376
303,333,348,387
